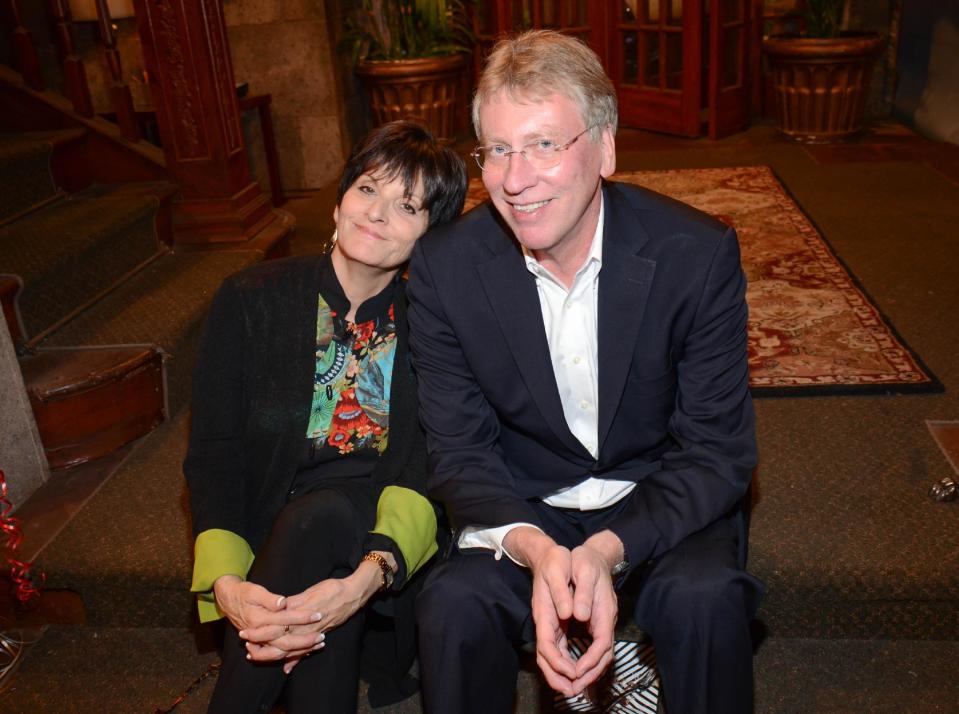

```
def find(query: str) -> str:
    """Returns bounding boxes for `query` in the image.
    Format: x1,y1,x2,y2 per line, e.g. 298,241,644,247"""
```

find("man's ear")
599,124,616,179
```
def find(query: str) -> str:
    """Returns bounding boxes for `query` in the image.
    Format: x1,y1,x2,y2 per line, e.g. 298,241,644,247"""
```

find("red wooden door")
610,0,704,137
472,2,753,139
473,1,601,73
708,0,751,137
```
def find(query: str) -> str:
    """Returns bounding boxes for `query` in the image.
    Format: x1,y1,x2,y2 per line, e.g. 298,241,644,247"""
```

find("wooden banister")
93,0,140,141
47,0,95,116
5,0,44,89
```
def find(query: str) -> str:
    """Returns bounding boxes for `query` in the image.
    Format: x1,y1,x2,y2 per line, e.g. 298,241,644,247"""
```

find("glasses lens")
527,149,561,170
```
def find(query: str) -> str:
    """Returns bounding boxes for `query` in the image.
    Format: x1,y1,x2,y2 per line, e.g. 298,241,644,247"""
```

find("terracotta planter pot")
763,34,885,143
355,54,468,140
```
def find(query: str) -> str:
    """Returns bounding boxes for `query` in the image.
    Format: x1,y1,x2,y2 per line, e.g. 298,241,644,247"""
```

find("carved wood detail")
150,0,204,158
200,0,241,154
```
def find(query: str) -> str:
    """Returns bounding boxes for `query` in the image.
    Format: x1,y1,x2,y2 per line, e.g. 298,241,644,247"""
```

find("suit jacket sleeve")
606,225,756,571
407,240,544,531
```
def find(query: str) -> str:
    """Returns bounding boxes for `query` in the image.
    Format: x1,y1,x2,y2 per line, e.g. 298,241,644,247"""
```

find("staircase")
1,124,262,471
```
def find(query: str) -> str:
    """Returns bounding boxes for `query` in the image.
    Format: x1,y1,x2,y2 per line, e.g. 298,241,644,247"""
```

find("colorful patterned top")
294,266,399,489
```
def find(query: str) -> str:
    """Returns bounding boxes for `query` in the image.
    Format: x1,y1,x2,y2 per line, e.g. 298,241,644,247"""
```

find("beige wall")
223,0,354,190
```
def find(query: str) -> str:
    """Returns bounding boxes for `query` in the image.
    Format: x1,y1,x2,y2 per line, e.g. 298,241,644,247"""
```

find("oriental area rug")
464,166,940,396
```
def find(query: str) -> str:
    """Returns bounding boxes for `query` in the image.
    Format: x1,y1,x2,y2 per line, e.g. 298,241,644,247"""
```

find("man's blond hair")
472,29,618,140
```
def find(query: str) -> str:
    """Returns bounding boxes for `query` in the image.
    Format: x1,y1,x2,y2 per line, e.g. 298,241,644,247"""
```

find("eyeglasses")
471,126,594,172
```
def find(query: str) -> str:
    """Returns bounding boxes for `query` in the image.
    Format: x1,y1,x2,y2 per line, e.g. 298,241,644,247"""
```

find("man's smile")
509,199,552,214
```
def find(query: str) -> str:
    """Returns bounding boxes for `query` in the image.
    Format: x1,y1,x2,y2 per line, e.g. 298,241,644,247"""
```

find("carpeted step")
34,411,198,628
41,249,260,414
0,184,170,339
0,129,83,224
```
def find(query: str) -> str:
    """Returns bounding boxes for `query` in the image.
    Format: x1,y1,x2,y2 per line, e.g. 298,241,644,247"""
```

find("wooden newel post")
131,0,273,245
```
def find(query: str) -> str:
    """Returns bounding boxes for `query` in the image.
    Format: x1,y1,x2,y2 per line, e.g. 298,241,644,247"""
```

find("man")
407,30,763,714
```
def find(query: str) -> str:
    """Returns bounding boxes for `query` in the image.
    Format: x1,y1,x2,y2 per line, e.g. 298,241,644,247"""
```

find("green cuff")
191,528,254,623
371,486,437,580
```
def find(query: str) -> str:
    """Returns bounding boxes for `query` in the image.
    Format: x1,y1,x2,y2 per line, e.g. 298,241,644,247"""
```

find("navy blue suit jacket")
407,181,756,575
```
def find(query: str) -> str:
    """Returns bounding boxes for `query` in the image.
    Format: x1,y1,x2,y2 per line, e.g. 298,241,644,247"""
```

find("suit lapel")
597,184,657,451
476,234,579,450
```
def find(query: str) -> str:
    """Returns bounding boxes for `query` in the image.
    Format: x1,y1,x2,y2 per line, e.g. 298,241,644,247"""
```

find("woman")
184,121,467,713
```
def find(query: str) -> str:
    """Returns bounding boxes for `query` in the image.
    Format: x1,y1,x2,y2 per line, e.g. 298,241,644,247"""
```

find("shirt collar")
319,250,399,324
522,193,604,283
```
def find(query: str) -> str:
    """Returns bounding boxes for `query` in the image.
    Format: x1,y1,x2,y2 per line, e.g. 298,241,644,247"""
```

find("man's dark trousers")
417,497,763,714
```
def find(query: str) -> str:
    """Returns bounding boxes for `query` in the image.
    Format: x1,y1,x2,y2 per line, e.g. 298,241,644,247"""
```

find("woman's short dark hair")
337,121,468,228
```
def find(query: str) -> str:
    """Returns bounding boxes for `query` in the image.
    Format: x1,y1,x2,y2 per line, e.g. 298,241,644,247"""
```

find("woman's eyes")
356,183,420,216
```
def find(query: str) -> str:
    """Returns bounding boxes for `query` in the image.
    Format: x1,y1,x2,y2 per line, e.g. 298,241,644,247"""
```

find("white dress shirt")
458,197,636,563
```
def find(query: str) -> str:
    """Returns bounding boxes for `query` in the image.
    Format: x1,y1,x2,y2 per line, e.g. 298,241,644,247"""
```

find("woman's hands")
213,574,321,636
225,552,397,673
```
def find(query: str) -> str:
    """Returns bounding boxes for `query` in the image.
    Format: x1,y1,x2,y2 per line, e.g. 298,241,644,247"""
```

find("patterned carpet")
464,166,941,395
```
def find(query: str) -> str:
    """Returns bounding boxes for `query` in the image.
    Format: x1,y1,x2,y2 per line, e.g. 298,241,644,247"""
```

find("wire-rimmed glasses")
471,125,594,172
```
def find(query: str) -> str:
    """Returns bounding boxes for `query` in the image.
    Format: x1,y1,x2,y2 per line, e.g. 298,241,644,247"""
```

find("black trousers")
207,480,378,714
417,499,764,714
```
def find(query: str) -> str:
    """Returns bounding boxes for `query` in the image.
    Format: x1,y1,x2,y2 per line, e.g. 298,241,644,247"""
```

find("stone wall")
223,0,356,191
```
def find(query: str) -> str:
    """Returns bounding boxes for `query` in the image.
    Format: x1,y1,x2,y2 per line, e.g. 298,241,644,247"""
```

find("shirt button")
572,356,581,365
579,400,589,410
564,301,572,309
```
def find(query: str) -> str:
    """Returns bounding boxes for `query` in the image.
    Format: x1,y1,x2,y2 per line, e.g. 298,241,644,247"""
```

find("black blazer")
407,181,756,575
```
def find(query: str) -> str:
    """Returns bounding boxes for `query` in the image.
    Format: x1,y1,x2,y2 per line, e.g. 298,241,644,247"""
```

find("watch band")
611,557,629,577
362,551,394,590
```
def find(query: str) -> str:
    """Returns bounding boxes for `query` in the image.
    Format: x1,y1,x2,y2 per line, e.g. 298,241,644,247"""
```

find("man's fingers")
573,631,613,679
533,616,577,680
571,569,597,622
544,571,574,621
537,651,577,697
571,647,615,694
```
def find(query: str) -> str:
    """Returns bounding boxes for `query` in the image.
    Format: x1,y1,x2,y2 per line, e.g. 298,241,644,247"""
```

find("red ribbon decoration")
0,469,44,605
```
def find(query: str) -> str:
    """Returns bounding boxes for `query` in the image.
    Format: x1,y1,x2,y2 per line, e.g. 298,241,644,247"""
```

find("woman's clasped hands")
213,562,385,674
213,574,324,674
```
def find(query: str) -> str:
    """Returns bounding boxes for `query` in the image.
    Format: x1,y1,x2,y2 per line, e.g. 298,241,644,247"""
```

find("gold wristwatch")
362,552,394,590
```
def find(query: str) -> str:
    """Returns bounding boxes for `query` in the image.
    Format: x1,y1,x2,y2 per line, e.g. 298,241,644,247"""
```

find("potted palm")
346,0,474,139
763,0,885,142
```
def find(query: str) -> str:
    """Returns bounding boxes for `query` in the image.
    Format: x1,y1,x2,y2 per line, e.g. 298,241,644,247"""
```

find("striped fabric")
554,638,660,713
